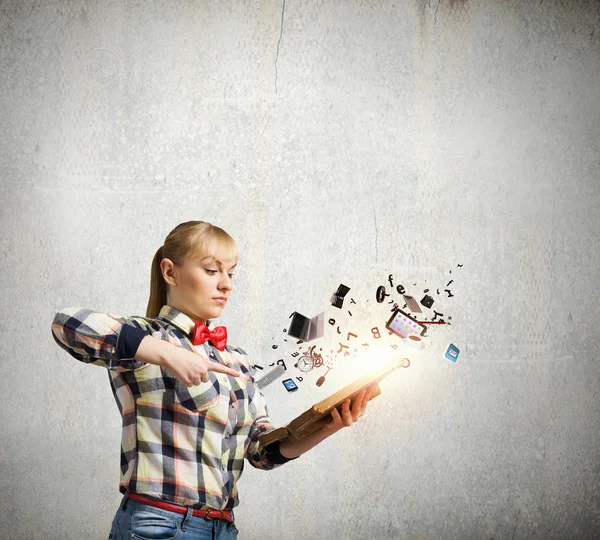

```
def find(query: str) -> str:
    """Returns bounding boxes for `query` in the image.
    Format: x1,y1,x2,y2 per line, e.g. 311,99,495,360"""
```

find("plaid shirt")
51,304,296,510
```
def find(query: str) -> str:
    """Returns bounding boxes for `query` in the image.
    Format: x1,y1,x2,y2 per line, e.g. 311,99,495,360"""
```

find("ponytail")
146,245,167,318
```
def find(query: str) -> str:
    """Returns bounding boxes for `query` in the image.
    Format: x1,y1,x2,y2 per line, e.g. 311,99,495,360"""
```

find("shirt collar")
157,304,209,339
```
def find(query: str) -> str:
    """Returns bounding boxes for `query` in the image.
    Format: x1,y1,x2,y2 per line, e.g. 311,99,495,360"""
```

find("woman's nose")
219,275,232,290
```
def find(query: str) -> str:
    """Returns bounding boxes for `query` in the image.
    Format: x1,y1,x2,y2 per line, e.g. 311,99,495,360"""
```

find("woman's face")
161,253,238,323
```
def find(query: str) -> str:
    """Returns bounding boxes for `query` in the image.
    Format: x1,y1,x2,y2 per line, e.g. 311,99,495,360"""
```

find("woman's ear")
161,258,177,287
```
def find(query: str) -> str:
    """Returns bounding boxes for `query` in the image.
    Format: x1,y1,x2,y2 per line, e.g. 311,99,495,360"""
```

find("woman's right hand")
135,335,240,387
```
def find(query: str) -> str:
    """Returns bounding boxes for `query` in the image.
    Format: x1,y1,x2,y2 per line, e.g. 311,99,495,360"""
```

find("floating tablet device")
330,283,351,309
385,308,427,339
287,311,325,342
282,378,299,392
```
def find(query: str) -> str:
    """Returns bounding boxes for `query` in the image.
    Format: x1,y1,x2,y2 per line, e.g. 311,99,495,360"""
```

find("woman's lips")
213,298,227,304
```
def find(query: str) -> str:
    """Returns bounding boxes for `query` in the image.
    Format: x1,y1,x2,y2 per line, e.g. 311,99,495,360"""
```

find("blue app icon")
444,343,460,363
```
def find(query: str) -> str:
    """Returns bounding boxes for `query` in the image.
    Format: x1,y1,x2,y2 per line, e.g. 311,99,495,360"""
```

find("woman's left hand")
326,383,380,433
279,383,382,459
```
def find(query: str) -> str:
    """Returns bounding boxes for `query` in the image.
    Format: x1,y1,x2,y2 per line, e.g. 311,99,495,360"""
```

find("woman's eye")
204,269,235,278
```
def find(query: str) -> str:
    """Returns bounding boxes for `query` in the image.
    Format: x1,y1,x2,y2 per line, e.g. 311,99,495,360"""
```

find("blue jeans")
108,493,239,540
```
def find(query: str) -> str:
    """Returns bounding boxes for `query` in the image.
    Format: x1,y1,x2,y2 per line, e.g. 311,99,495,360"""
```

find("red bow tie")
192,320,227,351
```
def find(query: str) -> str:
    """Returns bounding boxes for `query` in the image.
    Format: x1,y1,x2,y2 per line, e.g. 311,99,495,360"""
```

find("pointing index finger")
207,362,241,377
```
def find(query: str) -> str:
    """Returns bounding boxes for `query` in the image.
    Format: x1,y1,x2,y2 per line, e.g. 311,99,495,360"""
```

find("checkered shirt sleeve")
51,307,154,371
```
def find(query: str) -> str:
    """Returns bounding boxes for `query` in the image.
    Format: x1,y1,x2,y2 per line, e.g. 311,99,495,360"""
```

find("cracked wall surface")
1,0,600,539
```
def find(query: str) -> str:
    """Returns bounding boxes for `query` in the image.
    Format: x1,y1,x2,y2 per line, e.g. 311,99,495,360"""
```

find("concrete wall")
1,0,599,538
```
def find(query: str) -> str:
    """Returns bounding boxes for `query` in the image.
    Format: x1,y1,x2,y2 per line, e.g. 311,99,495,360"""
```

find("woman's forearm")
277,386,379,459
279,424,340,459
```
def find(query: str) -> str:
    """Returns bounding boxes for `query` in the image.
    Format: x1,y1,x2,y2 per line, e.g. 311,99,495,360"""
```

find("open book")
258,356,410,447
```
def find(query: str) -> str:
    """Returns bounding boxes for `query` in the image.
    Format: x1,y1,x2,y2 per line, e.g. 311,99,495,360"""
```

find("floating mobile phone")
282,378,299,392
386,308,427,339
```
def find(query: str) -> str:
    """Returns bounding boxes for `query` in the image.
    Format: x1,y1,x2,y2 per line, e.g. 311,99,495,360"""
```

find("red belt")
127,492,234,524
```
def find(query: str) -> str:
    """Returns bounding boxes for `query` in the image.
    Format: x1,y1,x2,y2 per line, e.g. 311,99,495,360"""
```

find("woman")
51,220,376,539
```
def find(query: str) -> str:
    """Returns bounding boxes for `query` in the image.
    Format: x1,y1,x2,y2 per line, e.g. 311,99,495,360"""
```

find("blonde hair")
146,221,238,318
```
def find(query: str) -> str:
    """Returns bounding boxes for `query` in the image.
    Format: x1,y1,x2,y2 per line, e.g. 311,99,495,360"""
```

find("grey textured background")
1,0,600,539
